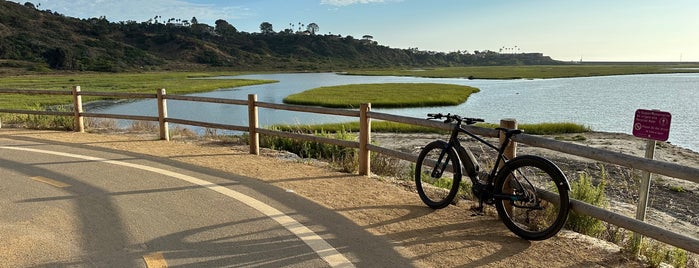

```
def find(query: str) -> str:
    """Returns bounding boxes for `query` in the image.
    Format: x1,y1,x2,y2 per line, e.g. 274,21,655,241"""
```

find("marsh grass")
283,83,479,108
273,121,589,135
478,122,591,135
273,121,445,134
0,72,275,109
347,64,699,79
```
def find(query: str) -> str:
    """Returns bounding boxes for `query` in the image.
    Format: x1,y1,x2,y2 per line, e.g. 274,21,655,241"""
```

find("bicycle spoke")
495,156,569,240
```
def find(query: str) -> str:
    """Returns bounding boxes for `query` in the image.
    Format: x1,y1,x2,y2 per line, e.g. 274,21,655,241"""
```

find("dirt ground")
3,128,697,267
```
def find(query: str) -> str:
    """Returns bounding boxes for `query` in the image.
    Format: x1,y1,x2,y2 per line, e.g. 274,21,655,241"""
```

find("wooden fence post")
499,118,518,218
359,103,371,176
248,94,259,155
499,118,518,160
633,139,657,252
157,88,169,141
72,86,85,132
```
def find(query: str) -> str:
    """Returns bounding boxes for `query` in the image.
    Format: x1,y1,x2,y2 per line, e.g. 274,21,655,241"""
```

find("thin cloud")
320,0,401,7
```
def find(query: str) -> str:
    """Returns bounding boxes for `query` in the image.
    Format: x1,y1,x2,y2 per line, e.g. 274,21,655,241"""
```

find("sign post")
631,109,671,251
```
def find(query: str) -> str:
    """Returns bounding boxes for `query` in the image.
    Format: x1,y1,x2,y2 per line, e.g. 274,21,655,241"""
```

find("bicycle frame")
445,122,516,187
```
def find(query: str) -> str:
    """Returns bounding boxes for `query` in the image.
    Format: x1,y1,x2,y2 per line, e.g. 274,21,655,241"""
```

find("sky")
18,0,699,62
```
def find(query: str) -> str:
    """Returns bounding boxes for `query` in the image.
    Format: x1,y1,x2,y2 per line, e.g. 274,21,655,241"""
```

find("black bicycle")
415,113,570,240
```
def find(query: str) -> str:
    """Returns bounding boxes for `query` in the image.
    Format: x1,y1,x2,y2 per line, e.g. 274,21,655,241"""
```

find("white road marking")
1,146,354,268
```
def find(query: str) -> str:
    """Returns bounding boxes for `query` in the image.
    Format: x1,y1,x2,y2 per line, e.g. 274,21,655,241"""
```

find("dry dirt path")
0,128,651,267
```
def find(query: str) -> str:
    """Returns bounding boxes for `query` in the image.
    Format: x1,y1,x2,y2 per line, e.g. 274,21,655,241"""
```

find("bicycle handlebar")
427,113,484,125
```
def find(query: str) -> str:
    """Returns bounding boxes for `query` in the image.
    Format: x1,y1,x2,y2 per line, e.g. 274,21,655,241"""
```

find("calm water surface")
93,73,698,152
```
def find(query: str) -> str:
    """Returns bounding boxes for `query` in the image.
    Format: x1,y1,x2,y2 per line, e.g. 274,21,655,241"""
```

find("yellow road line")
143,252,168,268
31,176,71,188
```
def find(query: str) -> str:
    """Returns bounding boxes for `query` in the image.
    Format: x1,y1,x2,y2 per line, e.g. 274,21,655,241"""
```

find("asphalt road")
0,133,411,267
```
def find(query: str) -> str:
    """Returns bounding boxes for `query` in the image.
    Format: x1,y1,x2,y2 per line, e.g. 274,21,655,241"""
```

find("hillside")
0,0,560,72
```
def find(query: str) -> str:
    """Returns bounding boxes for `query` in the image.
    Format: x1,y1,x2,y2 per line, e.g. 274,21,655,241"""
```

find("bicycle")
415,113,571,240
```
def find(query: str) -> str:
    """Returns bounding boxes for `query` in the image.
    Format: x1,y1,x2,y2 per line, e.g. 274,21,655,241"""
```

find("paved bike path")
0,133,411,267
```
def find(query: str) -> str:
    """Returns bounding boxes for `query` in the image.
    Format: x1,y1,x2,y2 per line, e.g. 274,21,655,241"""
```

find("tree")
191,17,198,25
260,22,274,34
307,23,319,35
215,19,237,35
43,47,73,69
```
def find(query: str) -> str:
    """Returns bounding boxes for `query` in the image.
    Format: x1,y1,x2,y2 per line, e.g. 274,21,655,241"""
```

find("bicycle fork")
430,148,451,178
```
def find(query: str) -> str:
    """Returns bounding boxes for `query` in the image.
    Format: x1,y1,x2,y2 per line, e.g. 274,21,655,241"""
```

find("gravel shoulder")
3,128,697,267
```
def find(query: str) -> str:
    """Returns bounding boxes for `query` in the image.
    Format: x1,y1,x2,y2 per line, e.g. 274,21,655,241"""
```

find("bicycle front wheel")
415,140,462,209
494,155,570,240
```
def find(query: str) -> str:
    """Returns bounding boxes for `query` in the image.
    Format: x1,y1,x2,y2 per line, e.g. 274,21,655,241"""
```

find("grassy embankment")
346,64,699,79
283,83,479,108
0,72,276,109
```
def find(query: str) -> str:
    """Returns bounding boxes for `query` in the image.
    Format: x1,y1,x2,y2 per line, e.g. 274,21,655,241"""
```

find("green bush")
566,167,608,237
4,104,75,130
260,127,358,172
638,240,688,268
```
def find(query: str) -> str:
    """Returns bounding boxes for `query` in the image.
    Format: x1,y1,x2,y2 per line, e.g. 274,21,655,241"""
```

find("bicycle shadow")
336,202,533,267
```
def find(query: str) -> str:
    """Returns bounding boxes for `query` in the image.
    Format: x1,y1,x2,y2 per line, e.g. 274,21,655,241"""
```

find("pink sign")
632,109,672,141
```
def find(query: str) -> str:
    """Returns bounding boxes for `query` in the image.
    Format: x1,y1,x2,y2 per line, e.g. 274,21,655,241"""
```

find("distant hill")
0,0,561,72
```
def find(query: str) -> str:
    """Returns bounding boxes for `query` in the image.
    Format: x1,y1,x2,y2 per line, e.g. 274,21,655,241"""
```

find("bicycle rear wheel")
415,140,462,209
494,155,570,240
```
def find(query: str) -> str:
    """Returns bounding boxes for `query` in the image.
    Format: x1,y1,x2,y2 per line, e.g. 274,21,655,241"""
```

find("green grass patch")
0,72,276,109
272,121,589,135
283,83,479,108
669,185,685,193
475,122,591,135
273,121,444,134
346,64,699,79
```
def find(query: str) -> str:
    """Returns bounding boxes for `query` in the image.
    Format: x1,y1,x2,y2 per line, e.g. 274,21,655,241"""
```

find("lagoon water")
92,73,699,152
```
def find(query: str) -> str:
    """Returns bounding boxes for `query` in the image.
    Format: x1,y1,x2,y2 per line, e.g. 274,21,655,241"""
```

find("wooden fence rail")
0,88,697,254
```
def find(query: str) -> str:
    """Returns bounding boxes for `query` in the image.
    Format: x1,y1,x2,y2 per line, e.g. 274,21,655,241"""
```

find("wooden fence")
0,87,697,254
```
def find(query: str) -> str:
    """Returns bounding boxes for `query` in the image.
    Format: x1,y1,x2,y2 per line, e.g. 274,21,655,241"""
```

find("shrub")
128,120,158,132
370,152,410,179
260,127,358,172
566,167,608,237
638,240,688,268
9,104,75,130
